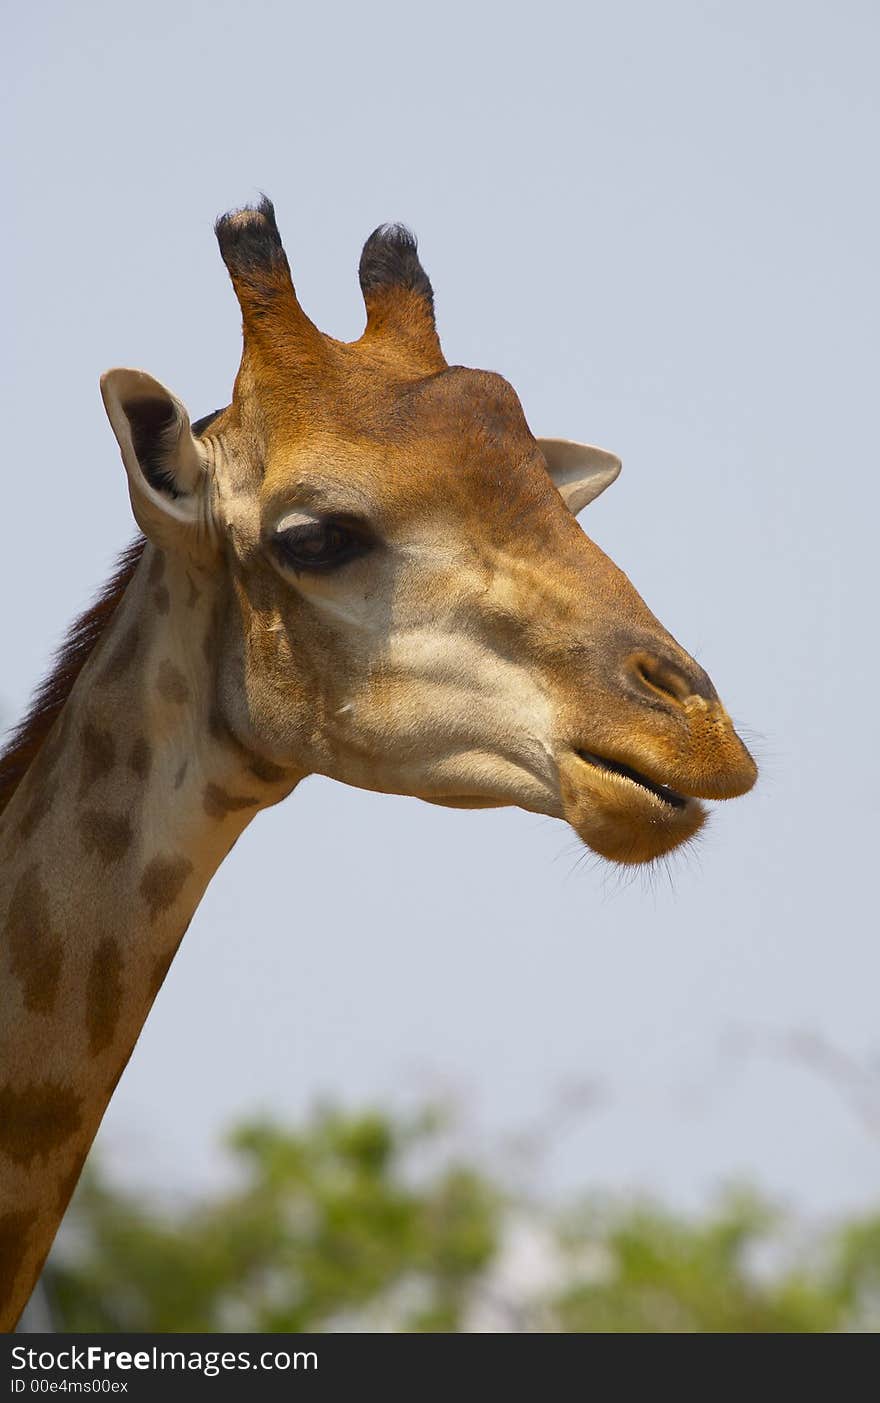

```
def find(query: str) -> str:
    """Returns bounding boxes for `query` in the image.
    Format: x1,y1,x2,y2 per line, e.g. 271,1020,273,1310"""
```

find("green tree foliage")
44,1106,880,1333
553,1191,841,1333
48,1107,497,1333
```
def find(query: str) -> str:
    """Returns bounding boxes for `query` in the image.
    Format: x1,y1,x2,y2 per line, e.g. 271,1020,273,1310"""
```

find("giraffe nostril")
628,650,717,708
635,657,690,704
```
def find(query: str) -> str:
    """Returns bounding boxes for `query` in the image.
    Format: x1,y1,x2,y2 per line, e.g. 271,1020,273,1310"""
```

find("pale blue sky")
3,0,879,1214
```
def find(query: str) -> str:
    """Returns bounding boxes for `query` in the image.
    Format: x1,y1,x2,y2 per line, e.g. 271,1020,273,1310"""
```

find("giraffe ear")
538,438,621,515
100,369,211,550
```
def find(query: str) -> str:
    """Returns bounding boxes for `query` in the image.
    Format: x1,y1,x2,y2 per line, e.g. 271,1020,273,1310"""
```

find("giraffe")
0,198,756,1328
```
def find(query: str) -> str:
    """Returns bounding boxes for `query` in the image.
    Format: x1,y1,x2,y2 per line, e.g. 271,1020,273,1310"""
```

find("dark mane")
0,536,146,818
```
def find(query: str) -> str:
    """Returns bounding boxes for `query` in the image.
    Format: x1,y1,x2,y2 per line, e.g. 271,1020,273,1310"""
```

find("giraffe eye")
273,517,374,574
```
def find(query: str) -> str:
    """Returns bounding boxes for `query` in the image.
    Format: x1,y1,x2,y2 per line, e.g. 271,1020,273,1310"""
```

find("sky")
3,0,879,1219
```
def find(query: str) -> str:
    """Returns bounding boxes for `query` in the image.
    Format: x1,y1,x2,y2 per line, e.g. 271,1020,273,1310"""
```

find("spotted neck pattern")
0,543,297,1327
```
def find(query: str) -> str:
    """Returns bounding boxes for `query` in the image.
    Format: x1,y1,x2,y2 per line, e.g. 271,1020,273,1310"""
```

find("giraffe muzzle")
575,750,689,811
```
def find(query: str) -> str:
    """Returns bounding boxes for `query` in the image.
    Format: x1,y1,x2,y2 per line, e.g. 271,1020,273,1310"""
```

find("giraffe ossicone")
0,196,756,1328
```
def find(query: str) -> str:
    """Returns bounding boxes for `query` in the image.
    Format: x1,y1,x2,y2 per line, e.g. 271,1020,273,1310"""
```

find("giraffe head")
100,198,755,866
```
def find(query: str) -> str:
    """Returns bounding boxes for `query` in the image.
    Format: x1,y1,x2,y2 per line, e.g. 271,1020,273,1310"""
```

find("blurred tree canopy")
44,1105,880,1333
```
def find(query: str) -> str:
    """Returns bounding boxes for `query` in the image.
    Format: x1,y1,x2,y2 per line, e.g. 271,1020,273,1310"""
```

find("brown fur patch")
99,621,142,687
148,549,166,584
203,783,260,819
248,756,288,784
153,584,170,614
0,1082,82,1166
139,855,193,921
129,736,152,781
5,866,62,1014
79,721,116,798
156,660,190,704
0,538,144,818
174,760,188,789
86,937,124,1056
80,810,134,865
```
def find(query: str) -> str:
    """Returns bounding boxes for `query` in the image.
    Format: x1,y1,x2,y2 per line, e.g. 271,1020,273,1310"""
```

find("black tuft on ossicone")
358,224,434,314
214,195,290,279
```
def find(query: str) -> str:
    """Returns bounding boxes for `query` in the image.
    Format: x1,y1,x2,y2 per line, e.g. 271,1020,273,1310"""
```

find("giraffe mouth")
575,750,689,811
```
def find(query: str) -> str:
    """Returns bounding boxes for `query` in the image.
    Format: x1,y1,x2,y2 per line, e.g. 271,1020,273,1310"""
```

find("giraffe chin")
561,752,707,865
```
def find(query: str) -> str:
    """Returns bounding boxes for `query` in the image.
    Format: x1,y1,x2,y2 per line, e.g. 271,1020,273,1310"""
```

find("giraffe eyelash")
272,518,376,575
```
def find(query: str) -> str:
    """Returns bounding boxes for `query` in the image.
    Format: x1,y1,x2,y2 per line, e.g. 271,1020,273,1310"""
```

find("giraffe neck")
0,543,299,1328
